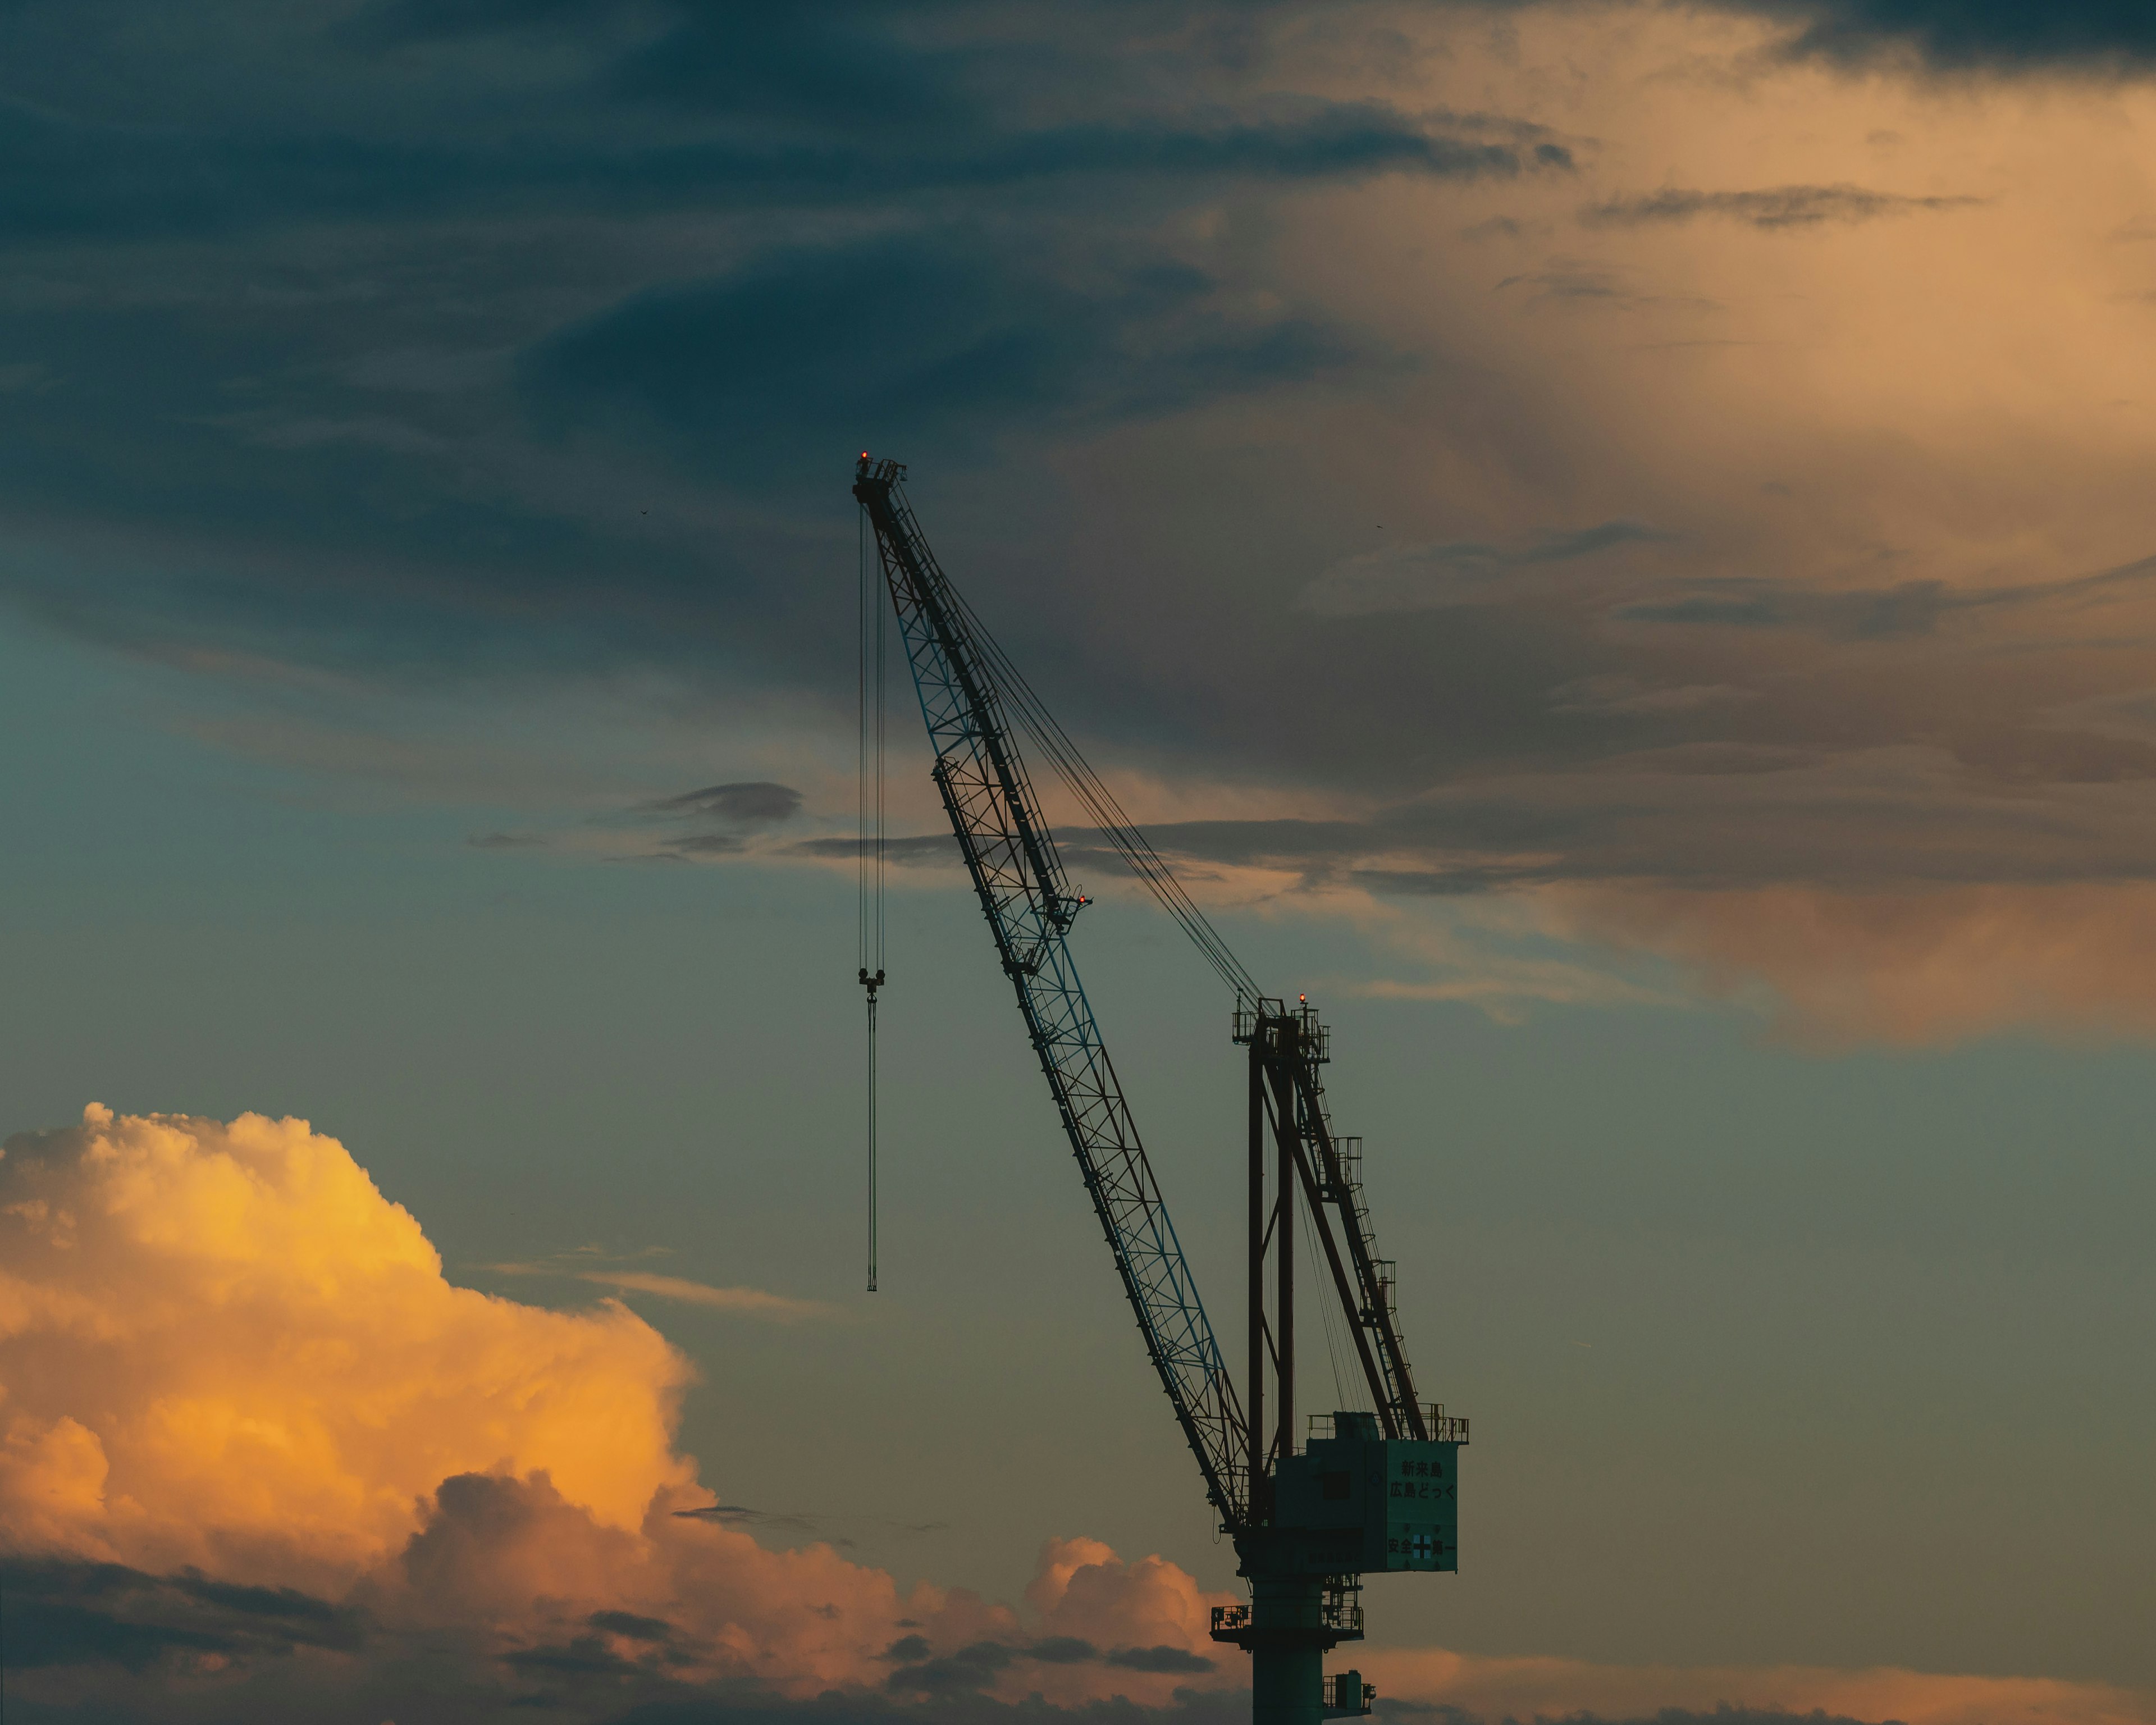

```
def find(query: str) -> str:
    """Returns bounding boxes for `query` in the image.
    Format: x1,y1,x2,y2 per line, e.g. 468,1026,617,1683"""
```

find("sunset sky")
4,4,2156,1723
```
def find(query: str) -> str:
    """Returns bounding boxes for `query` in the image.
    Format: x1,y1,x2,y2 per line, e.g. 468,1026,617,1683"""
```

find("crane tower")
853,455,1467,1725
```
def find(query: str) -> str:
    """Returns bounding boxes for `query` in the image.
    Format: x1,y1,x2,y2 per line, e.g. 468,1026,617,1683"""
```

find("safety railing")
1305,1405,1469,1444
1322,1135,1362,1200
1208,1592,1364,1639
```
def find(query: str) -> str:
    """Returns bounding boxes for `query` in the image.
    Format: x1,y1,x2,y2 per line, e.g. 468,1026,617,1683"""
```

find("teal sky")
9,603,2150,1686
7,7,2156,1720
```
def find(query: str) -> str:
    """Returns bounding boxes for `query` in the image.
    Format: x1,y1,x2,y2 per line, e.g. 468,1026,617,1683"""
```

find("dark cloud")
0,1546,1920,1725
1491,262,1718,312
0,0,1563,709
875,1631,1215,1691
884,1638,1018,1694
628,782,805,860
652,783,804,824
1730,0,2156,70
1022,1636,1100,1665
593,1610,679,1643
0,1555,368,1674
520,229,1383,487
0,14,1552,247
790,836,963,869
1583,183,1986,229
1106,1646,1217,1673
7,0,2156,1038
671,1503,946,1544
1611,577,1958,638
507,1633,652,1678
674,1502,825,1534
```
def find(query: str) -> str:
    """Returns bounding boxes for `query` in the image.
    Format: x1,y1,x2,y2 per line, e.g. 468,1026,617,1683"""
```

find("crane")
852,455,1467,1725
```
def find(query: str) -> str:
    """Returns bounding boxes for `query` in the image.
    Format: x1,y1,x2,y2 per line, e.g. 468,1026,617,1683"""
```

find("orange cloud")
1025,1534,1228,1673
0,1105,1231,1709
1541,881,2156,1046
11,1104,2144,1723
0,1104,693,1587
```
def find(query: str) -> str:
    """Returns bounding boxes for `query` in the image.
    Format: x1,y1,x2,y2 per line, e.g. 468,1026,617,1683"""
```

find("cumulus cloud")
5,1105,2152,1722
0,1106,1235,1719
0,1105,693,1585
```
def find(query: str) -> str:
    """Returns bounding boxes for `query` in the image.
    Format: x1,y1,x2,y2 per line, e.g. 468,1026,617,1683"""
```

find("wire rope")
1299,1192,1360,1416
858,506,885,1293
942,580,1262,1008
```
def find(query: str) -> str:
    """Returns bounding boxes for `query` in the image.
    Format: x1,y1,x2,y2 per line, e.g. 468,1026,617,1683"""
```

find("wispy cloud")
577,1271,838,1321
646,781,803,824
1300,521,1675,617
1583,182,1986,230
482,1251,838,1321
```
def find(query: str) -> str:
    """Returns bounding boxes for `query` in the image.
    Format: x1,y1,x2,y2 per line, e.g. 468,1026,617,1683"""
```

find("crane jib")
854,456,1251,1528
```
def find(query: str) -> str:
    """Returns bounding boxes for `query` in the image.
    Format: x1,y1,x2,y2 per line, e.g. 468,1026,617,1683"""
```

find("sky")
3,3,2155,1722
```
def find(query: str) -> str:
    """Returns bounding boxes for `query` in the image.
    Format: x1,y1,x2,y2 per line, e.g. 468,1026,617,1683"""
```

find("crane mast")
853,456,1465,1725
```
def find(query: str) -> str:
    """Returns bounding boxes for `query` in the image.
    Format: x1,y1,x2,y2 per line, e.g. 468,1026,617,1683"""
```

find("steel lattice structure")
855,455,1250,1528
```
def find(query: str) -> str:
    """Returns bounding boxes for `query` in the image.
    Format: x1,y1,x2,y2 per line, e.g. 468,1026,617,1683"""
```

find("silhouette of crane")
853,454,1468,1725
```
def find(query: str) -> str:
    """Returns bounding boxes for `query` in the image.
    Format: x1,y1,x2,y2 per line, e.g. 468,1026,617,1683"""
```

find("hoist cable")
857,505,885,1293
942,581,1262,1008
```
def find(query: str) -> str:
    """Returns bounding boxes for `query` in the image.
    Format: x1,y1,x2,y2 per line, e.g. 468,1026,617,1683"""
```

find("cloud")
0,1105,694,1585
1583,184,1986,229
13,0,2156,1053
2,1554,368,1673
1300,522,1674,617
1726,0,2156,71
574,1271,837,1320
790,834,962,869
7,1104,2154,1718
1024,1535,1222,1660
520,229,1385,487
1538,880,2156,1047
1110,1645,1218,1673
0,1105,1237,1718
650,782,805,824
5,1473,1240,1713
